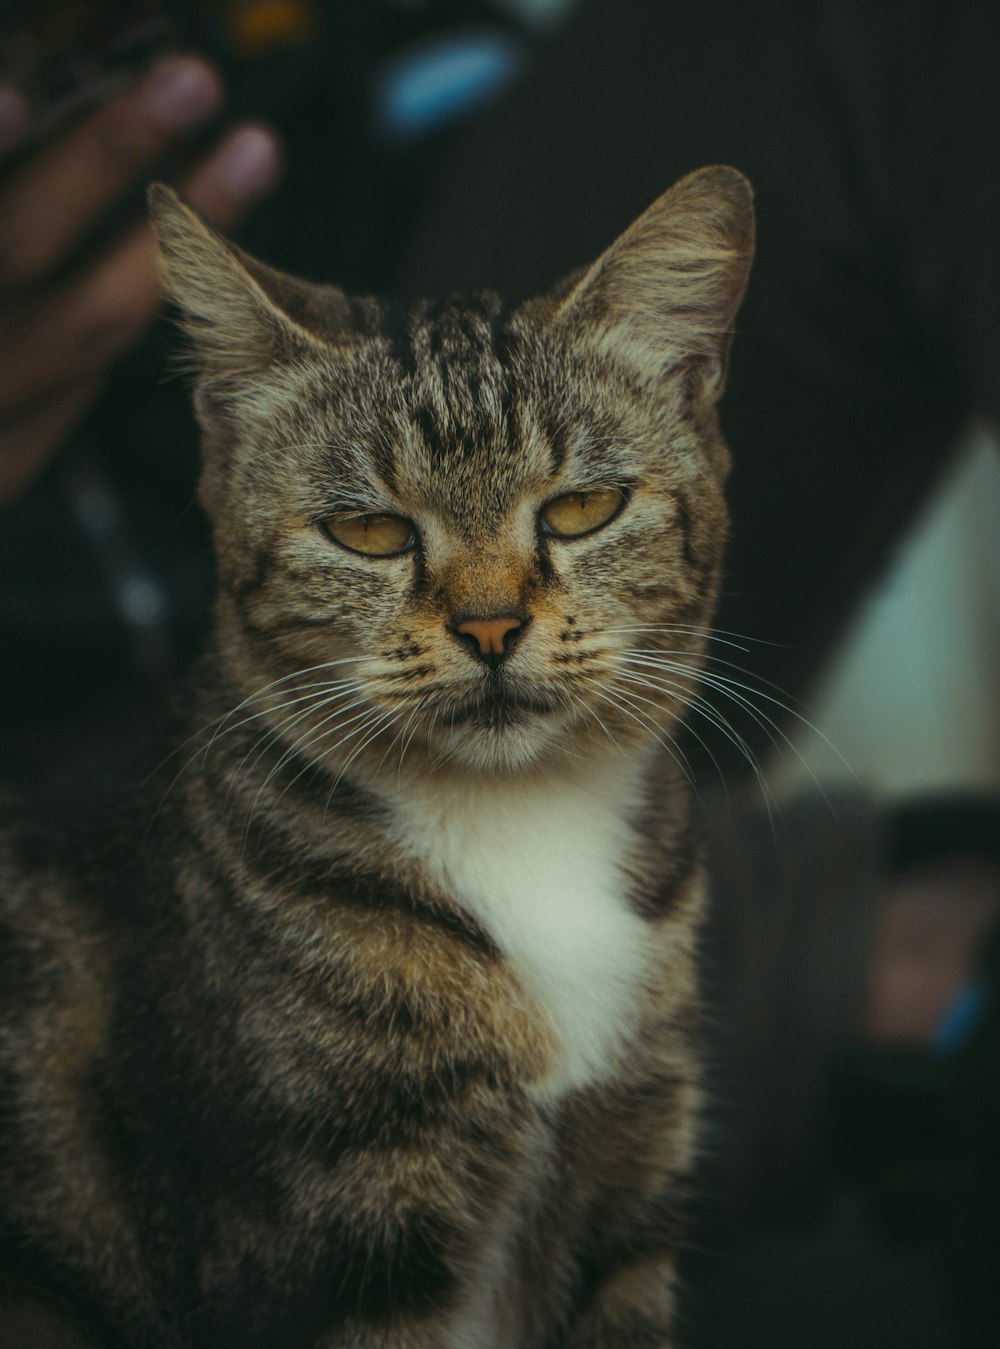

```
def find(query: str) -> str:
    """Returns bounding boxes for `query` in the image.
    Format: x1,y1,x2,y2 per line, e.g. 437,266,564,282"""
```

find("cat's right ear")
148,183,350,389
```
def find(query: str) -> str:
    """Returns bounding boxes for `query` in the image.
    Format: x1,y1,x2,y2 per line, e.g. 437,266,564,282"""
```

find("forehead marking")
408,299,517,473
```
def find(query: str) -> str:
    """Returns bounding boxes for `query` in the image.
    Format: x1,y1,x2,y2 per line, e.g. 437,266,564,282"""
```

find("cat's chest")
383,759,652,1099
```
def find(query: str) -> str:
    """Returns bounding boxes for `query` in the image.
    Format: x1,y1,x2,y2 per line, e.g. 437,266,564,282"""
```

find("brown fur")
0,166,752,1346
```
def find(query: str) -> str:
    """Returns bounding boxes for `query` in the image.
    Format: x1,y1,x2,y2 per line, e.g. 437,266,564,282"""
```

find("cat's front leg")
183,1098,538,1349
552,1053,699,1349
303,1166,526,1349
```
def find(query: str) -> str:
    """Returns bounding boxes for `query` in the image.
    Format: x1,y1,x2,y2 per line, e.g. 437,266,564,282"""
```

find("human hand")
0,55,282,505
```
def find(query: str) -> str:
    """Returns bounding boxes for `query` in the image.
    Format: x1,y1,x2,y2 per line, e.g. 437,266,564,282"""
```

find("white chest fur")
383,755,652,1099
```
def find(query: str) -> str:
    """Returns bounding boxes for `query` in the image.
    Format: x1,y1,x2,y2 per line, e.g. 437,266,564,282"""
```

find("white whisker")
580,674,696,790
603,624,751,654
605,665,773,821
608,649,852,825
325,707,404,804
598,667,731,802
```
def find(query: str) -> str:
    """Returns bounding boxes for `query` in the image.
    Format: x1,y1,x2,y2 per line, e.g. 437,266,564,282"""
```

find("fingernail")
144,56,223,129
0,86,28,152
212,126,283,200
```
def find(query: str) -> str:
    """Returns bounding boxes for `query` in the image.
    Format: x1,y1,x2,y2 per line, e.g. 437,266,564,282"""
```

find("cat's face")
151,168,753,777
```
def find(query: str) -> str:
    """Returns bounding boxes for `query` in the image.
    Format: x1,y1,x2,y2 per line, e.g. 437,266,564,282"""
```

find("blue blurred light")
375,30,525,144
930,981,988,1055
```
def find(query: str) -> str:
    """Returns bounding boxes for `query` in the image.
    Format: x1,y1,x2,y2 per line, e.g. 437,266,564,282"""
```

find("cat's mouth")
449,685,556,731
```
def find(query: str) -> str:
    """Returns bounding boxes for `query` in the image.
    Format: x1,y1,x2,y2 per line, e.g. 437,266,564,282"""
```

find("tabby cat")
0,164,753,1348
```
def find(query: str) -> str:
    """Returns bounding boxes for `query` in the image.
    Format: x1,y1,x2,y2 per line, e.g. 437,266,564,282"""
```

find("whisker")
326,707,403,802
239,703,394,851
369,695,422,781
202,656,371,760
221,683,367,794
629,651,849,785
620,643,817,711
622,650,831,744
603,623,787,649
145,656,372,820
580,674,697,791
575,686,625,754
241,696,377,827
603,624,752,654
207,679,362,765
394,697,429,784
612,652,847,826
600,668,731,804
691,672,843,817
605,665,773,821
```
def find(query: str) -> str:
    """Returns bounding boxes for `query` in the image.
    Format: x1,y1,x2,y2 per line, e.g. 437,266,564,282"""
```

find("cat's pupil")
322,513,416,557
541,488,624,539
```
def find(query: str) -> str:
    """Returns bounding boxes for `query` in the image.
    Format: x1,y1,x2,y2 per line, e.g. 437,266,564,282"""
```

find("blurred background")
2,1,998,1346
770,425,1000,802
697,420,1000,1347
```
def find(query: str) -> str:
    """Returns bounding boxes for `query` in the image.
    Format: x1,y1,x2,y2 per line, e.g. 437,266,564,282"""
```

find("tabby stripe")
541,404,569,471
351,1213,458,1314
379,298,420,379
235,813,496,956
629,825,700,921
672,490,715,601
205,726,375,821
576,1190,686,1309
230,549,275,604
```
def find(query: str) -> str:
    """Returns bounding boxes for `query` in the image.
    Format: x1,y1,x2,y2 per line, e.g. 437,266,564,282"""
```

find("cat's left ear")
553,165,754,402
148,183,351,386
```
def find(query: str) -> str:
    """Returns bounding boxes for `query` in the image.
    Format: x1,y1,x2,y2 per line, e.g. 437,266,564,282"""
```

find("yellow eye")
323,513,417,557
540,489,625,539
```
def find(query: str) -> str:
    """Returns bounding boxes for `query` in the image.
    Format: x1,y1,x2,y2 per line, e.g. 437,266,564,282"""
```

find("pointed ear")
147,183,351,385
554,165,754,399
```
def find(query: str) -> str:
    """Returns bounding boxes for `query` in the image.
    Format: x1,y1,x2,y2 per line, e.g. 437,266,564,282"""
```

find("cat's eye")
323,513,417,557
540,489,625,539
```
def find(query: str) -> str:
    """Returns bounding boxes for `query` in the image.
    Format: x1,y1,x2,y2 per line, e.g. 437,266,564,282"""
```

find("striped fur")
0,167,753,1346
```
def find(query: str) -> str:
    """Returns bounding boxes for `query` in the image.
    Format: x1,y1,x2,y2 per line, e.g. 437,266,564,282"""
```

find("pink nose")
454,615,523,660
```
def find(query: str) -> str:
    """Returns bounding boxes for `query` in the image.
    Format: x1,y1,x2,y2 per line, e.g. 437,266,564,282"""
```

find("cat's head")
150,167,753,778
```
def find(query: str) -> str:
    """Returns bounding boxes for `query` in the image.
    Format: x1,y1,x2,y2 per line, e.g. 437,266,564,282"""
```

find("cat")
0,164,753,1348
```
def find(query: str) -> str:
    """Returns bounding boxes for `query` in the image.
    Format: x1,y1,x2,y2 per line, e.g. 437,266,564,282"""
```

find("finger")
0,55,223,290
0,229,162,419
0,86,29,155
0,377,101,508
178,122,284,230
0,124,282,424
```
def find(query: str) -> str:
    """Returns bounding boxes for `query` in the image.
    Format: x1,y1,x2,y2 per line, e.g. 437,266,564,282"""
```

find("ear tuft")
148,182,288,381
149,183,356,389
556,165,755,398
